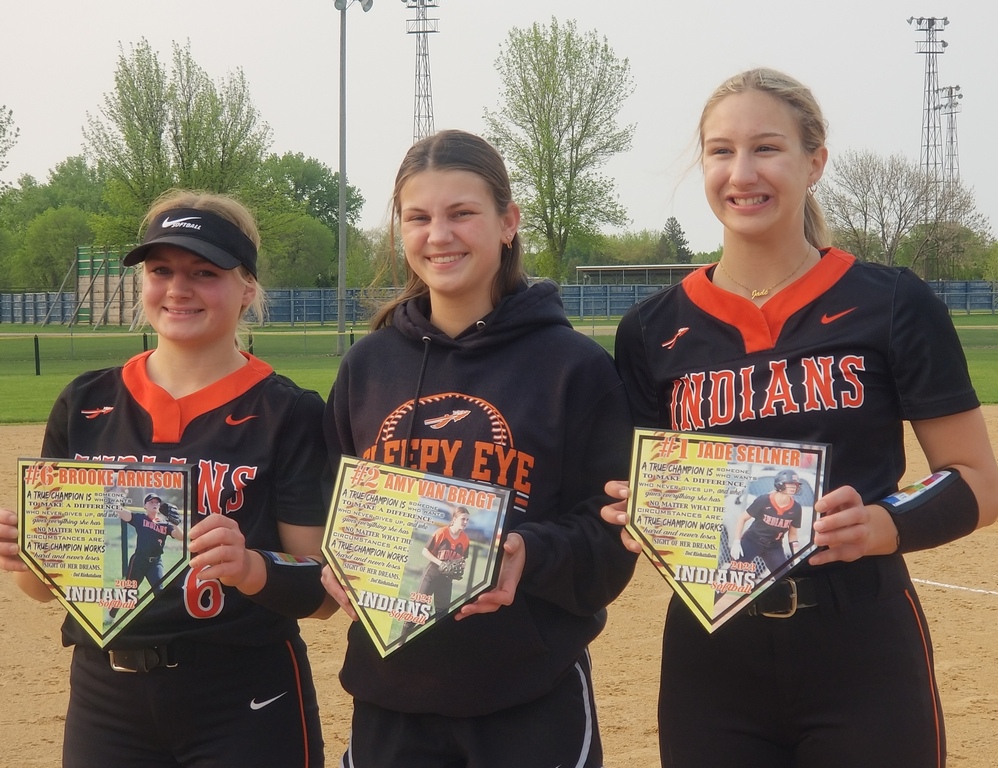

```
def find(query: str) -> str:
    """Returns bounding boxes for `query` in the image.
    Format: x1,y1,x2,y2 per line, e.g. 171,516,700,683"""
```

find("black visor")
123,207,258,277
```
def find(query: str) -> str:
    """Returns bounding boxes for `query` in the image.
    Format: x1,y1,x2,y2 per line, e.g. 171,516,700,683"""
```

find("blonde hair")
134,189,268,341
698,68,830,249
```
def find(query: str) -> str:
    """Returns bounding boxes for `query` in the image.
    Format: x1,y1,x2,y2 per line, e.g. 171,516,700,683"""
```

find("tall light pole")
402,0,440,143
334,0,373,355
907,15,949,281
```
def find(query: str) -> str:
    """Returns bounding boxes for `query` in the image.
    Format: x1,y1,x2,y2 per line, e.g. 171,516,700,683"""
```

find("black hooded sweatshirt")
324,280,637,716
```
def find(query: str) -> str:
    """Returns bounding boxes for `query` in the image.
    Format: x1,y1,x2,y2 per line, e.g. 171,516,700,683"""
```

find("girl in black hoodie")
321,129,636,767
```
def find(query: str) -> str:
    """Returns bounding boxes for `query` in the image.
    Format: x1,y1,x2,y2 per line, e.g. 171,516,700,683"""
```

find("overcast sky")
3,1,995,254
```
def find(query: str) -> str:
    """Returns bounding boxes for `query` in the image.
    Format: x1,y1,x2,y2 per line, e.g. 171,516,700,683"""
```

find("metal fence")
926,281,998,313
262,288,396,325
0,292,78,324
2,280,997,325
0,289,390,326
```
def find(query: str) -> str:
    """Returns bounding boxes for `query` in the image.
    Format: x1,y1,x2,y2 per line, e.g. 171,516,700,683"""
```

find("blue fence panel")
261,288,374,325
0,292,76,323
5,282,998,323
561,284,664,317
928,280,996,313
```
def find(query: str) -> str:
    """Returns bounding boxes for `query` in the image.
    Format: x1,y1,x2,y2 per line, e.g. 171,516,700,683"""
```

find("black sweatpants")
341,651,602,768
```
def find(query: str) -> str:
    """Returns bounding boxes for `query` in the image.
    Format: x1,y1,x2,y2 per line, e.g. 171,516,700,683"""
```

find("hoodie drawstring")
403,336,432,469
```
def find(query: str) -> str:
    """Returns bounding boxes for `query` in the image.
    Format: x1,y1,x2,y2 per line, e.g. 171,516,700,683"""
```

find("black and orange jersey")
616,248,978,506
742,493,802,546
425,526,471,561
43,351,328,650
126,512,176,560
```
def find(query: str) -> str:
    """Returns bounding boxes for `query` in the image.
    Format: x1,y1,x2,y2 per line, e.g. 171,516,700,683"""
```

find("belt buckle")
108,648,174,672
108,649,142,673
761,578,798,619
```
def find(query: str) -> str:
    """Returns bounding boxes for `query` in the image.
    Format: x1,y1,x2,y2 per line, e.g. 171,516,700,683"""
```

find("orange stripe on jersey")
683,249,856,354
122,351,273,443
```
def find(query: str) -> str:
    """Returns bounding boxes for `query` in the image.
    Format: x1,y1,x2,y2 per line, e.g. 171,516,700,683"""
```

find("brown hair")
698,68,830,249
371,130,525,330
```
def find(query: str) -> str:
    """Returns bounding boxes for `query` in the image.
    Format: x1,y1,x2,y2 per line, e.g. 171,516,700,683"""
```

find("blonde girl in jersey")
0,189,334,767
603,68,998,767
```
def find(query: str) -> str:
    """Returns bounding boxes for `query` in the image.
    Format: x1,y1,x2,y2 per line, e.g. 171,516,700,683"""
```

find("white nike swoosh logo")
162,215,202,227
249,692,288,710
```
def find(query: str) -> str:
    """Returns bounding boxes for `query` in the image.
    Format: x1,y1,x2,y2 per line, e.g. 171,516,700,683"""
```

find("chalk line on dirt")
912,578,998,597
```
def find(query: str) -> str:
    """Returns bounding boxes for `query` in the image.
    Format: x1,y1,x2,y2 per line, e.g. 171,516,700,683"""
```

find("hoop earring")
808,182,818,196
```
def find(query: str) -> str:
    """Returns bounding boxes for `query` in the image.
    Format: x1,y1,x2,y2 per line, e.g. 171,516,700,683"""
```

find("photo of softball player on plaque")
322,457,513,657
16,458,193,646
626,430,828,632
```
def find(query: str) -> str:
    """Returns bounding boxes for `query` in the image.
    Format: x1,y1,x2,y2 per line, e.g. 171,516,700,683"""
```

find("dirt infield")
2,419,997,767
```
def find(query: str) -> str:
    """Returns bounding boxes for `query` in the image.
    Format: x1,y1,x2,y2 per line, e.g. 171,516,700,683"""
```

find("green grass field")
1,315,995,423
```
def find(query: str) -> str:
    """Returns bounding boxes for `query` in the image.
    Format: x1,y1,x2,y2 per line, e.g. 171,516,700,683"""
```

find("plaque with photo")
17,458,194,646
626,430,829,632
322,457,514,657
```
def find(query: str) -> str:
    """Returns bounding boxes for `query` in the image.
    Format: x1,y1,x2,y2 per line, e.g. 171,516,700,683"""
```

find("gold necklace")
717,245,812,300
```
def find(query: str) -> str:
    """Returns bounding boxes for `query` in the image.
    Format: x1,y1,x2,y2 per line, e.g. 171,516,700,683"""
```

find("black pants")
658,556,945,768
342,651,603,768
64,635,324,767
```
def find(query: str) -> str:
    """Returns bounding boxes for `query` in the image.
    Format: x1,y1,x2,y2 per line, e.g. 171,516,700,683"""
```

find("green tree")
895,221,994,281
694,245,723,265
0,174,47,234
168,42,271,193
0,226,16,288
655,234,675,263
485,17,634,280
0,105,18,190
257,152,363,237
45,157,107,214
347,228,379,289
979,239,998,284
0,161,108,287
84,39,172,220
259,214,335,288
602,230,659,265
84,38,272,237
10,207,93,289
944,225,995,280
545,231,605,280
363,224,406,290
664,216,693,263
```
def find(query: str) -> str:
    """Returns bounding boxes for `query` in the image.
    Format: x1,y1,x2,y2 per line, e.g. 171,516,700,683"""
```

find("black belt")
745,558,890,619
82,641,197,673
108,647,178,672
746,577,819,618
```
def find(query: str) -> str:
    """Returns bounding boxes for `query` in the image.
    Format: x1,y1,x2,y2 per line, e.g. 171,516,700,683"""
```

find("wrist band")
247,550,327,618
874,469,978,554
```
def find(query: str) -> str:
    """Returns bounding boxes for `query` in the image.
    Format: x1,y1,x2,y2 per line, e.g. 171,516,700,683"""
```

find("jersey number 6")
182,568,225,619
